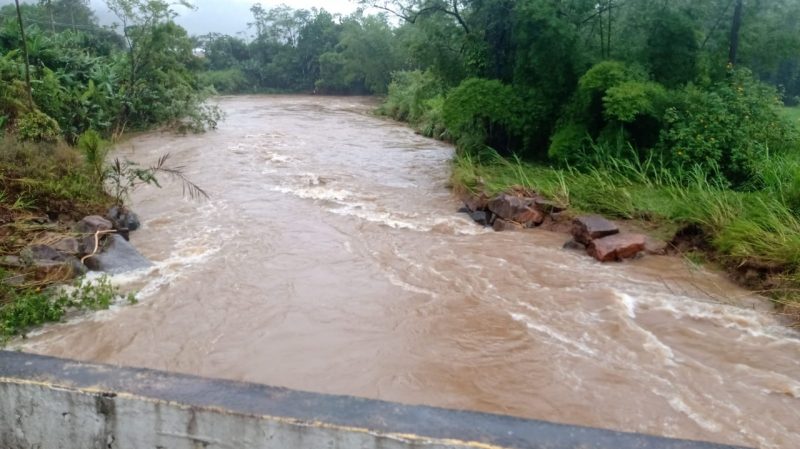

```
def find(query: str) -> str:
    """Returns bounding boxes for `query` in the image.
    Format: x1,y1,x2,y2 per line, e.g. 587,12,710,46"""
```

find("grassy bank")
450,147,800,320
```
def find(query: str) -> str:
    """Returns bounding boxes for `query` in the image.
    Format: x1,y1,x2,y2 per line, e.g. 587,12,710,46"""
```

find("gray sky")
0,0,364,36
90,0,363,36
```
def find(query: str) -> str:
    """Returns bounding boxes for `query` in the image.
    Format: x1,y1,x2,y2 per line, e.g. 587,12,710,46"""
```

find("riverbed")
17,96,800,449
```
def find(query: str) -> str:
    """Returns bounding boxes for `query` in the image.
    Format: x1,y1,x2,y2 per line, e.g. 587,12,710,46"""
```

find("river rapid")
17,96,800,448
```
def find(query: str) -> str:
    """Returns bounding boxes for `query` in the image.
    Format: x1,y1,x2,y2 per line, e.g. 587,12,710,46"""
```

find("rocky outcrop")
487,194,544,227
461,190,656,264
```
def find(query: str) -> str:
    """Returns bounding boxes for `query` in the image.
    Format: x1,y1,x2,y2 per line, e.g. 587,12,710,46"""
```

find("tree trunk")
13,0,33,110
729,0,743,65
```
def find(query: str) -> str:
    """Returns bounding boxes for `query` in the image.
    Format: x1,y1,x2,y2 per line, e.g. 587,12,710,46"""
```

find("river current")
17,96,800,448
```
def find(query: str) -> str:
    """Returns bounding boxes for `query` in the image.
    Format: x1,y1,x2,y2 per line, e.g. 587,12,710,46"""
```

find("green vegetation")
1,0,216,340
195,7,402,94
0,272,135,342
359,0,800,316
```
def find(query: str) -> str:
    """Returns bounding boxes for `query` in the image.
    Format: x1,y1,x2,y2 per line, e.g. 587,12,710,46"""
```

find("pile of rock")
462,192,566,232
568,215,647,262
462,191,653,263
1,207,151,282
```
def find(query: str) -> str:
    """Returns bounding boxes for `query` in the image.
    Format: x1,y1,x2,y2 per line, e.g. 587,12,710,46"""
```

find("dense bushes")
0,1,219,142
16,111,61,142
442,78,527,152
660,70,798,187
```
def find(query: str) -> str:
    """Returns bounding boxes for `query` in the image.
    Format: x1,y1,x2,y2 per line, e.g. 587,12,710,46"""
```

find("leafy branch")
105,153,209,206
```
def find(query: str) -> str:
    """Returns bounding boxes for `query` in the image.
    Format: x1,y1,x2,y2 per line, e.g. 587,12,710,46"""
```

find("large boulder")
488,194,544,227
587,233,646,262
83,234,152,274
76,215,113,234
571,215,619,245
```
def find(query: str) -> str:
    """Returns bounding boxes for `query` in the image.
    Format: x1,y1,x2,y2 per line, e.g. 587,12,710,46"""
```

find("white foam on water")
509,312,598,358
666,396,722,433
618,293,638,318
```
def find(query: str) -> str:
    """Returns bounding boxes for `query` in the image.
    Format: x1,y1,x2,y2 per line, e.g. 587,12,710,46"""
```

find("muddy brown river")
17,96,800,448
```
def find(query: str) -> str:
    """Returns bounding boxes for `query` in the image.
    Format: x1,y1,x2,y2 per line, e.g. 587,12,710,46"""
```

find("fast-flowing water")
17,96,800,449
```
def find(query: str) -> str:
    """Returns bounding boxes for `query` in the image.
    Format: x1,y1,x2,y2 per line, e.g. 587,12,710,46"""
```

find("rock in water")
571,215,619,245
470,210,489,226
562,239,586,251
587,233,646,262
83,235,152,274
492,218,524,232
106,206,141,232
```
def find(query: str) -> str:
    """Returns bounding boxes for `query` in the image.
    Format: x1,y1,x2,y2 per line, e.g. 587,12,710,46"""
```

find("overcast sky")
2,0,364,37
91,0,363,36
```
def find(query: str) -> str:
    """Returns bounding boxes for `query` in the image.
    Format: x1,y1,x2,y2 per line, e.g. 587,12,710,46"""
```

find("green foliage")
199,69,249,94
104,154,208,206
603,81,668,123
77,130,109,183
381,70,444,122
443,78,525,153
16,111,62,142
0,274,129,340
660,69,799,187
644,8,700,87
548,124,591,161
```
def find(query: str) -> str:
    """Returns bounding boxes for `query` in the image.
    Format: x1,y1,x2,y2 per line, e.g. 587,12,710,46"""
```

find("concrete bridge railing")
0,351,748,449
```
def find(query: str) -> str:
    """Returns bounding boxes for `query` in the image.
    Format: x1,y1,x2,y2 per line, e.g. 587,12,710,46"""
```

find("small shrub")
77,130,109,183
16,110,62,142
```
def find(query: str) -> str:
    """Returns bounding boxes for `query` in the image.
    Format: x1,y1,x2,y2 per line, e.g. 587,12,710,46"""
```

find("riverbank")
0,138,124,341
448,148,800,324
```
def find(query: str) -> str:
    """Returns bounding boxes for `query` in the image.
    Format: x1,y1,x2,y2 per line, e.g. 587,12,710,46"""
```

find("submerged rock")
470,210,489,226
587,233,646,262
562,239,586,251
83,235,152,274
492,218,524,232
571,215,619,245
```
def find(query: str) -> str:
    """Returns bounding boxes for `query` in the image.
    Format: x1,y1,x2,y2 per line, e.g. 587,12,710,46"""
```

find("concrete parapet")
0,351,748,449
